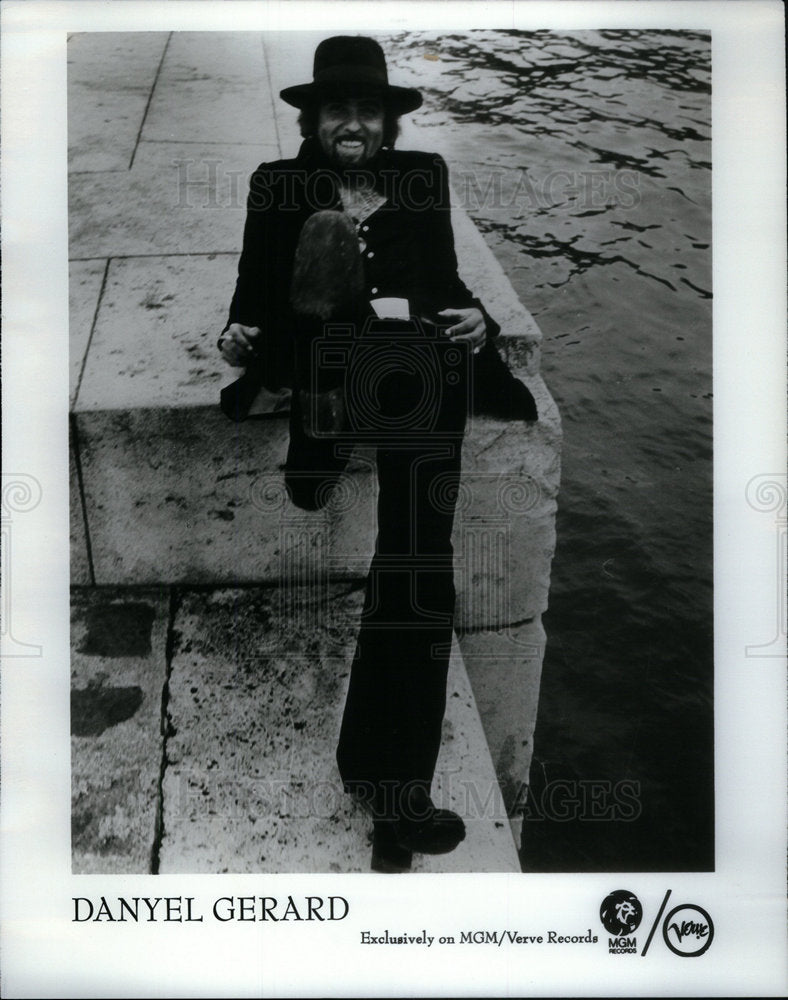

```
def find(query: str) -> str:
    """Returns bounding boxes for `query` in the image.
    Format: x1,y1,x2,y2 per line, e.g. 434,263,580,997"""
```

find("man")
219,36,536,871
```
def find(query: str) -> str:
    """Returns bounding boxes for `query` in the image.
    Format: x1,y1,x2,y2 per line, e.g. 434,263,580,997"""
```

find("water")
387,30,713,871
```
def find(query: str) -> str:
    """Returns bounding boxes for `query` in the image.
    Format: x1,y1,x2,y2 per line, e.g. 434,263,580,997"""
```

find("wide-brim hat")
279,35,422,115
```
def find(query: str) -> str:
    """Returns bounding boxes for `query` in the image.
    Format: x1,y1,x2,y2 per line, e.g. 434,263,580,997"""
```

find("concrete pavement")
71,584,520,873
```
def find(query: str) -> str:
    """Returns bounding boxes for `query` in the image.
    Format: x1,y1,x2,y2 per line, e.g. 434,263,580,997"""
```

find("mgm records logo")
600,890,643,954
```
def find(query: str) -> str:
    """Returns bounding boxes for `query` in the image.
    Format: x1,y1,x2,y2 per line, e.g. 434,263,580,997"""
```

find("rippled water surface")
388,30,713,870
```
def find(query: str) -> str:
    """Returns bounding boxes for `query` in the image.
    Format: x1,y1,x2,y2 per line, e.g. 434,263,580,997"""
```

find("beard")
328,136,369,166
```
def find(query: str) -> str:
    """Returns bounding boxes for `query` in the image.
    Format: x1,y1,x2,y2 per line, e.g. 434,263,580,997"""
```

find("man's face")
317,96,385,166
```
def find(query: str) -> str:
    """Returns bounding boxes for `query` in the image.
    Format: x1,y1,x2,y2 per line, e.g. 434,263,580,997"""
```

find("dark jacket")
225,137,500,393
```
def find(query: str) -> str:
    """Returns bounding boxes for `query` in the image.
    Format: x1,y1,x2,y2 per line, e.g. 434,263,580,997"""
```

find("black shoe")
371,824,414,874
290,210,367,437
290,210,364,322
471,340,538,422
386,808,466,853
370,809,465,873
350,786,466,871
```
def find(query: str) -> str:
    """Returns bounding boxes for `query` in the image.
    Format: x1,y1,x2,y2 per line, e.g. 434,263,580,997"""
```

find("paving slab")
71,587,170,873
69,258,106,408
68,32,170,173
75,253,237,411
159,586,518,873
74,405,288,585
69,141,276,260
143,33,276,146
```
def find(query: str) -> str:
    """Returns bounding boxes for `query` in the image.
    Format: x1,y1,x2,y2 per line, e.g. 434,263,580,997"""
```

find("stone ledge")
73,385,557,631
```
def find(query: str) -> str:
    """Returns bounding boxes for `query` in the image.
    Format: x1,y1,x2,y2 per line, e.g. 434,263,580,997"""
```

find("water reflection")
386,30,714,871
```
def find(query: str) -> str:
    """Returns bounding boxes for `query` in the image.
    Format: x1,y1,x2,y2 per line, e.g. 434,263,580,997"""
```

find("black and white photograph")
1,1,786,996
66,25,712,877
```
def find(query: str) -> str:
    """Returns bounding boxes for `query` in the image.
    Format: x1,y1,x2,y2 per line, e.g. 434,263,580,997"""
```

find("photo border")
2,1,786,996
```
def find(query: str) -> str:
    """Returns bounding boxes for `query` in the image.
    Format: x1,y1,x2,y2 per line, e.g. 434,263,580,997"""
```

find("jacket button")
367,251,374,258
362,225,369,232
371,287,379,294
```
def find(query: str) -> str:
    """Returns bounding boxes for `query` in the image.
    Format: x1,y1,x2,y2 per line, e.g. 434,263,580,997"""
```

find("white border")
2,2,786,996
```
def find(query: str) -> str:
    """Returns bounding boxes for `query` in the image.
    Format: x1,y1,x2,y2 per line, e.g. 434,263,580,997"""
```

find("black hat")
279,36,422,114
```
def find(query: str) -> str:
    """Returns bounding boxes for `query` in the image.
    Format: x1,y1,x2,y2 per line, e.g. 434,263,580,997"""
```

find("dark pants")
285,320,468,814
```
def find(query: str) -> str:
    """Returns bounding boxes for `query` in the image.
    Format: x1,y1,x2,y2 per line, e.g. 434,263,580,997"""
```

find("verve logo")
639,891,715,958
662,904,714,957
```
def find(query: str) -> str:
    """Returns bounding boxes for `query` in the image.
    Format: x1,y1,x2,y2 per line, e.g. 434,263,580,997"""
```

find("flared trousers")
284,317,468,812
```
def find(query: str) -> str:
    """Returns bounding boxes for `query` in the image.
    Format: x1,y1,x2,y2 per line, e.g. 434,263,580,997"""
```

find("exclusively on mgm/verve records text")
1,1,786,997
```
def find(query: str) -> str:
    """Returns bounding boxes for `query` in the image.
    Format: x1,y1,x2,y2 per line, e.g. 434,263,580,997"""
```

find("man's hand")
437,307,486,354
219,323,263,367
